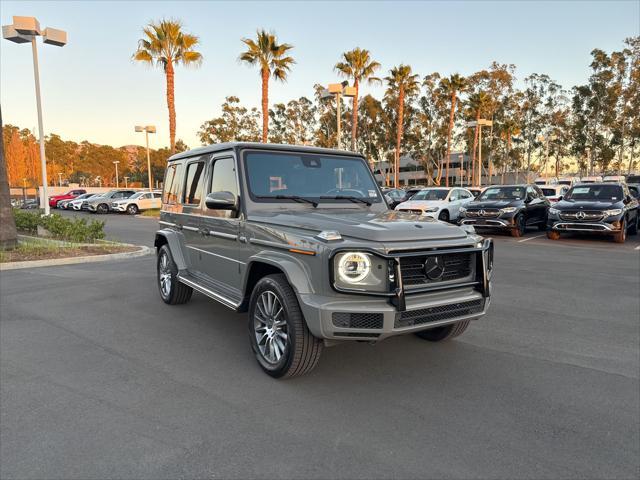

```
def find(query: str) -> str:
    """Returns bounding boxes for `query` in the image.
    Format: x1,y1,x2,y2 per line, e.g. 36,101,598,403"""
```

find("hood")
397,199,445,210
247,209,469,242
555,199,620,210
467,199,522,209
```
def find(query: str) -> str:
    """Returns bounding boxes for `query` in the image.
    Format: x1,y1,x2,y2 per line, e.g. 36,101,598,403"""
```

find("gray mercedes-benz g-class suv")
155,143,493,378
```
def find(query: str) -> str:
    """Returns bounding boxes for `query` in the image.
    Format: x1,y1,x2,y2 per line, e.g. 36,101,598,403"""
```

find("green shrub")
12,209,106,243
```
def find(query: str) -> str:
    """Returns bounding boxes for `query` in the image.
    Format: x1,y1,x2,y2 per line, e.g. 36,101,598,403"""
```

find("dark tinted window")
163,163,183,204
183,161,205,205
541,188,557,196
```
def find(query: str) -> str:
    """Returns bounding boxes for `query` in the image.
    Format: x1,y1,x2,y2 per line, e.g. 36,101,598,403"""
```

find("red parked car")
48,189,87,208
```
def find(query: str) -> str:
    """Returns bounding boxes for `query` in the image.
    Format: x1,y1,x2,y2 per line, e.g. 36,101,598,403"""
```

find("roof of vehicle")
168,142,365,162
574,182,623,188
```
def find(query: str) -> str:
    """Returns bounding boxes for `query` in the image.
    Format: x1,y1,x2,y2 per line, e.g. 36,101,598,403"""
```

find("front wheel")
613,218,627,243
438,210,450,223
97,203,109,214
511,214,526,237
547,230,561,240
415,320,470,342
126,204,139,215
248,274,322,379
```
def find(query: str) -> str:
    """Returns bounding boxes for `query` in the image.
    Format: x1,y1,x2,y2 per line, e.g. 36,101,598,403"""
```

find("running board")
177,274,241,310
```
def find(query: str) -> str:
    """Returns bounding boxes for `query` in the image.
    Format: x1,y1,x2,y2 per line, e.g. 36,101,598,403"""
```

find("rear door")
180,157,208,277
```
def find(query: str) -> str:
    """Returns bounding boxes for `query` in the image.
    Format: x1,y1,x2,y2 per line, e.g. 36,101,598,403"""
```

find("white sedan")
395,187,475,222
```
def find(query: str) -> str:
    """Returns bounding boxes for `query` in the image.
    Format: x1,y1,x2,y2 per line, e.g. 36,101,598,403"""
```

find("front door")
199,155,244,298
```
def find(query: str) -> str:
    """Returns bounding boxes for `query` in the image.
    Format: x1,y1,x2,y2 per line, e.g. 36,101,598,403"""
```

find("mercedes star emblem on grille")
424,256,445,280
479,209,486,216
576,211,586,219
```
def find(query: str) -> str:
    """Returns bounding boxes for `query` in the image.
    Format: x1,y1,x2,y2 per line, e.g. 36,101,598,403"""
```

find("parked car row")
50,189,162,214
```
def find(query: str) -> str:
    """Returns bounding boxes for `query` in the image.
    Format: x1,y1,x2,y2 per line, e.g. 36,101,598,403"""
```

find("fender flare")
244,251,315,296
154,229,189,271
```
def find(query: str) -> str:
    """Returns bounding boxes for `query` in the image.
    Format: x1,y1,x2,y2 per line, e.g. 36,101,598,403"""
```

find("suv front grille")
465,209,500,218
398,208,424,215
400,252,473,287
332,312,383,329
559,210,604,221
395,299,485,328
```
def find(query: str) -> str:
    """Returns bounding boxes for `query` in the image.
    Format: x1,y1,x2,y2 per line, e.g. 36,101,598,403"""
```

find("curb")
0,245,153,271
134,215,160,220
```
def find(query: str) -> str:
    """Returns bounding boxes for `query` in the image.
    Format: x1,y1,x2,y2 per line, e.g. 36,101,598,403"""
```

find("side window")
163,163,183,204
527,187,537,199
449,190,459,201
183,161,205,205
210,157,238,196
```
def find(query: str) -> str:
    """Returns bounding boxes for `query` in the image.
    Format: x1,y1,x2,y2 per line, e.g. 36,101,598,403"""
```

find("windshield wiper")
256,195,318,207
319,195,372,206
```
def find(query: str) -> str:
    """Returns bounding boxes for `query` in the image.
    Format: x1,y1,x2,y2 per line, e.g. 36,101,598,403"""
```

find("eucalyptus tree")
335,48,382,150
385,65,421,187
357,94,386,171
133,19,203,153
239,30,295,143
285,97,316,145
465,91,491,185
0,107,17,249
198,96,261,144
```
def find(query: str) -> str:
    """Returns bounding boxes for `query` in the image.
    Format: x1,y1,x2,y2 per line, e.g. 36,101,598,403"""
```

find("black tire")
511,214,525,237
629,214,638,235
157,245,193,305
126,204,139,215
438,210,450,223
97,203,109,214
613,218,627,243
415,320,470,342
546,230,561,240
248,274,322,379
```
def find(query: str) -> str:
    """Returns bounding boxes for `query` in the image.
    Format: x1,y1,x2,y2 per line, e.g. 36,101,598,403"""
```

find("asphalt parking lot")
1,211,639,479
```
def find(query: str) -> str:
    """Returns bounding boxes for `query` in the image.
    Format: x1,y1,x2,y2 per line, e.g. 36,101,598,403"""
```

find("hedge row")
13,209,106,243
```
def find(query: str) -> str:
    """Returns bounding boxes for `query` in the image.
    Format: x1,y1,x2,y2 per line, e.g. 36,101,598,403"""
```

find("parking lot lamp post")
135,126,156,192
113,161,120,188
320,82,355,149
466,119,493,186
124,176,129,188
3,16,67,215
57,172,63,187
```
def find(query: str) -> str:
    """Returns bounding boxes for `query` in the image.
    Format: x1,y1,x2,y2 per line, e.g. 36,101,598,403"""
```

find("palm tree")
239,30,295,143
385,65,420,187
467,91,491,186
439,74,467,186
335,48,381,151
133,19,202,153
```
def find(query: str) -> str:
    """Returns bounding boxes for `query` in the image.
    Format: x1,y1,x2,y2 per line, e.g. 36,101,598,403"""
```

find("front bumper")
548,217,622,234
460,216,515,229
298,239,493,342
110,203,127,212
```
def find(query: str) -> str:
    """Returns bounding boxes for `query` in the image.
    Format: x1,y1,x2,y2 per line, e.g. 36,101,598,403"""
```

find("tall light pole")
113,161,120,188
319,81,355,149
57,172,63,187
538,134,558,178
467,119,493,186
135,125,156,192
124,176,129,188
3,16,67,215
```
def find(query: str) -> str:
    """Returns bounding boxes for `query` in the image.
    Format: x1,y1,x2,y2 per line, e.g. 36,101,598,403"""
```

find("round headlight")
337,252,371,283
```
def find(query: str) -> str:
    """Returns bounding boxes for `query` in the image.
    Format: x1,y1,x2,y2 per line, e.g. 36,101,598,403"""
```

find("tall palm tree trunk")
351,80,359,151
471,110,480,186
395,87,404,188
166,61,176,153
0,106,17,249
444,92,457,187
261,67,269,143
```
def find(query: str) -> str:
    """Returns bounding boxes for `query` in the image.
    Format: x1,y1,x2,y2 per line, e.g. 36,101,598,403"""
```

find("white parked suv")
395,187,474,222
111,190,162,214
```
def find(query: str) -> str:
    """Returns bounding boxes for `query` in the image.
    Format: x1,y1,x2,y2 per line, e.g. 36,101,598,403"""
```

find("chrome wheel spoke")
254,290,289,365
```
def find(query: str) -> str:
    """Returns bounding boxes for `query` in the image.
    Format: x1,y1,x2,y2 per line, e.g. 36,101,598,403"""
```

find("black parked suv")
458,184,550,237
546,183,639,243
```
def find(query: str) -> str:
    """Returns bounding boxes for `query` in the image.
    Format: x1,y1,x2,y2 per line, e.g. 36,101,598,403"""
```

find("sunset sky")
1,0,638,150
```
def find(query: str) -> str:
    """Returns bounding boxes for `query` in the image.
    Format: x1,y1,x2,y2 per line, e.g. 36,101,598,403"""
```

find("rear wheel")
157,245,192,305
613,218,627,243
511,214,525,237
248,274,322,378
438,210,450,223
126,204,139,215
97,203,109,214
415,320,470,342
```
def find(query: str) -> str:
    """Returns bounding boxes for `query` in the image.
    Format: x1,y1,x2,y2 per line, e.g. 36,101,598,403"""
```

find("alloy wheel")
158,251,172,299
253,290,289,364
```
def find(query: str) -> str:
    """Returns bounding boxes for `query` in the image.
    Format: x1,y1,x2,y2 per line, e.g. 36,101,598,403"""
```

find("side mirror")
557,195,563,201
205,191,237,210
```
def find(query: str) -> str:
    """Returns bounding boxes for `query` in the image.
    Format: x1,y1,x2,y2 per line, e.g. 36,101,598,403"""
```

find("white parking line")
518,234,545,243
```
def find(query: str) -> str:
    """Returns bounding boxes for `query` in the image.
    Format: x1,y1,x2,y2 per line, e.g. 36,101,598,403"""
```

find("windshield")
627,175,640,183
128,192,145,200
411,189,448,201
477,186,525,201
541,188,557,196
244,151,381,204
557,180,571,185
565,184,623,201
